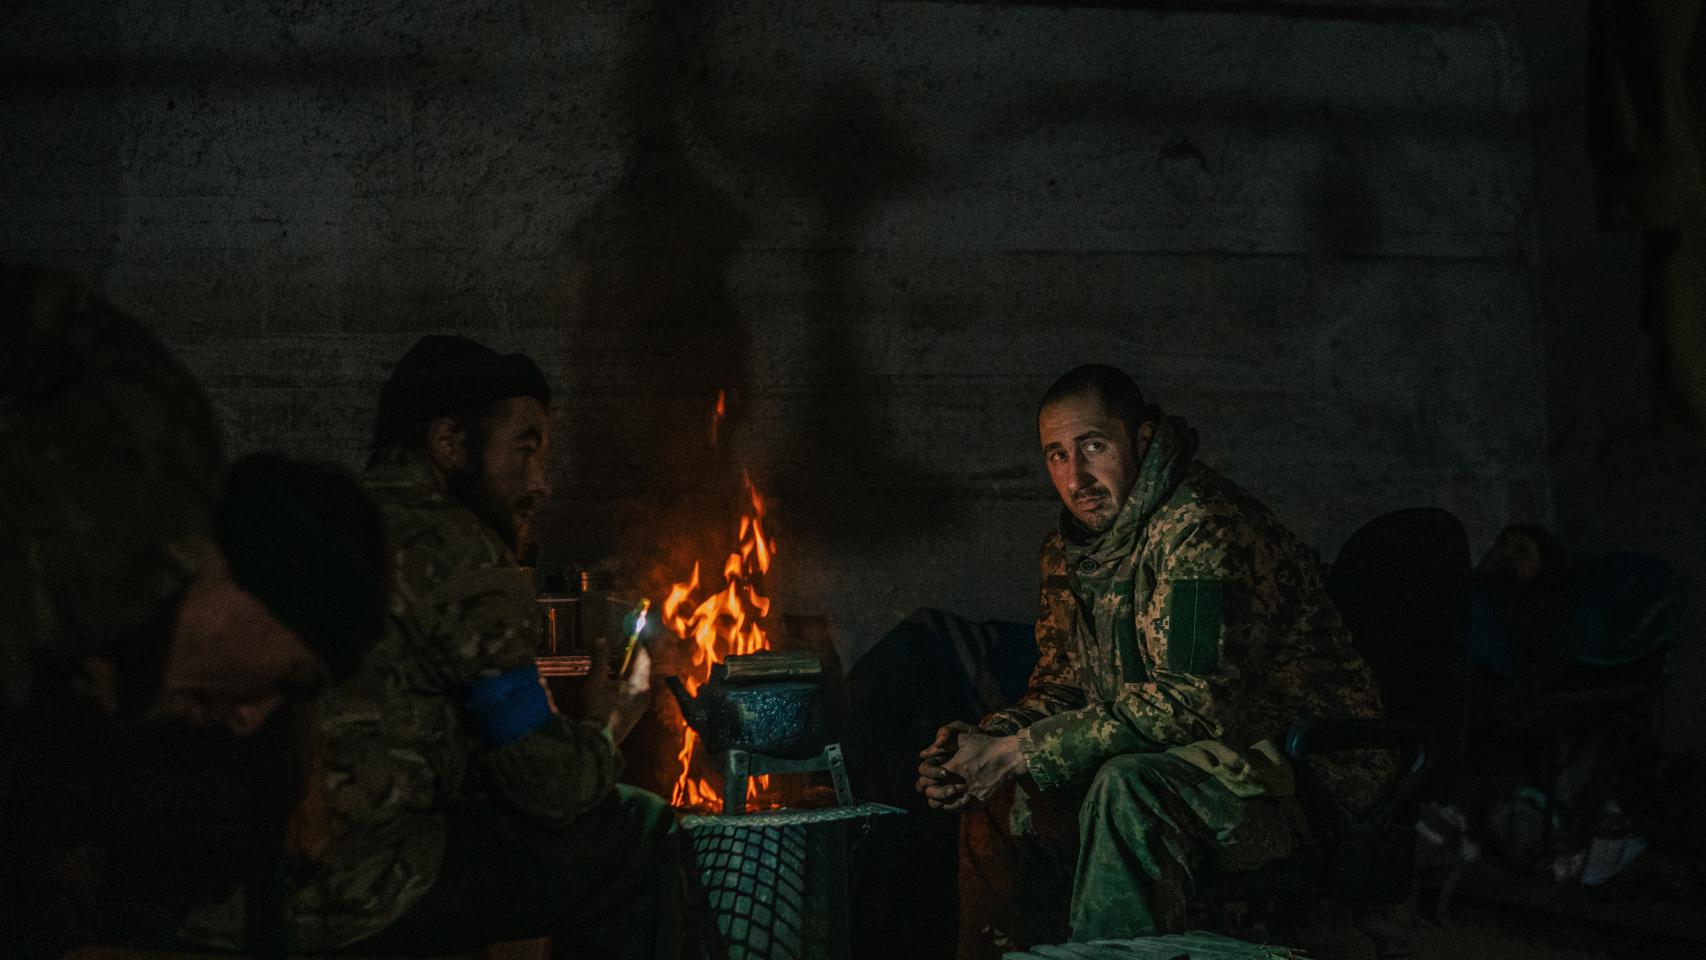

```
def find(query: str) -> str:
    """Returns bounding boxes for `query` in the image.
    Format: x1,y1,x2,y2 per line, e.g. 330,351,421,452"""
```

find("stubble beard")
447,463,529,557
1070,487,1116,533
1075,508,1115,533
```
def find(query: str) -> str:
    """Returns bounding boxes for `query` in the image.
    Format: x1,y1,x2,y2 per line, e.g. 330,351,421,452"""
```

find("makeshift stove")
535,392,899,959
661,651,894,960
664,651,852,813
651,431,898,958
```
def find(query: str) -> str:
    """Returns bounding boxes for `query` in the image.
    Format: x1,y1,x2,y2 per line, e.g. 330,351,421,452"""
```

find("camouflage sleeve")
1019,517,1256,790
406,547,619,826
981,536,1088,736
404,553,543,685
473,715,621,828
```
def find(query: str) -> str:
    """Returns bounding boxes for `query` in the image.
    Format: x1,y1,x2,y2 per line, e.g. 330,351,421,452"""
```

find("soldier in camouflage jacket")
183,336,691,959
918,365,1386,957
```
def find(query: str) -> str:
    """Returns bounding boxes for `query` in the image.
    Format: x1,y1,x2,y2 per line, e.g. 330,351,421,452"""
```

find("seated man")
917,364,1386,957
0,264,390,956
184,335,693,958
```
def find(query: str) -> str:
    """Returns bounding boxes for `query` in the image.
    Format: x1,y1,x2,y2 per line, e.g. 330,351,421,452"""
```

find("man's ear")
425,417,466,472
1136,420,1156,458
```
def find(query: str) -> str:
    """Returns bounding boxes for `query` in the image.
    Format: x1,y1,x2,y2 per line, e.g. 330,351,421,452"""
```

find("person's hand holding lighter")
580,636,652,745
618,598,651,676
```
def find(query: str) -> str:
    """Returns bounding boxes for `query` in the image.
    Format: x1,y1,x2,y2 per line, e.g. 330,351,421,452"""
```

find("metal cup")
535,595,582,654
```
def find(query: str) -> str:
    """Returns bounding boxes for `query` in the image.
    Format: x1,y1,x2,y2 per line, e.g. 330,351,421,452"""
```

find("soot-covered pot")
663,651,826,759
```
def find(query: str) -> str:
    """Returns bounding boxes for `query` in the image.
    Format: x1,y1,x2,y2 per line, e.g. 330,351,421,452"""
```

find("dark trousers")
346,785,697,960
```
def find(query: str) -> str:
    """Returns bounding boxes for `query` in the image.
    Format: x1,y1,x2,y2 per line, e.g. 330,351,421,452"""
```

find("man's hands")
916,720,975,808
915,721,1029,812
578,636,652,744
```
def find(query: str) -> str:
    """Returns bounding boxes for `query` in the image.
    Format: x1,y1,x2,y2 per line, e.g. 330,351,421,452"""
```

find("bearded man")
916,364,1388,957
182,335,693,959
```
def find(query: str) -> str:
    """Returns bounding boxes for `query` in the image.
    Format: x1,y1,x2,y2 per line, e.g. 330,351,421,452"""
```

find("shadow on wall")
549,3,963,799
1309,123,1383,256
557,1,751,585
773,79,954,543
552,4,956,583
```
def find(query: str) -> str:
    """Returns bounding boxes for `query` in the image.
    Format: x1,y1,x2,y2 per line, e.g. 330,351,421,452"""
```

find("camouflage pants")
958,750,1303,959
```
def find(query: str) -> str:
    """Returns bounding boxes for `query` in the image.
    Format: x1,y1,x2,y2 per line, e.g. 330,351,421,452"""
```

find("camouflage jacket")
983,411,1386,808
183,449,619,951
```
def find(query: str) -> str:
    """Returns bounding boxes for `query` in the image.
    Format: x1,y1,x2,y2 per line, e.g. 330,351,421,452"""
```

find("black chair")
1329,507,1473,800
1196,508,1472,923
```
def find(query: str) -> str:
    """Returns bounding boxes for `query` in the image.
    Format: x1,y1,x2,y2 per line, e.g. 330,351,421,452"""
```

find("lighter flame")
664,469,779,811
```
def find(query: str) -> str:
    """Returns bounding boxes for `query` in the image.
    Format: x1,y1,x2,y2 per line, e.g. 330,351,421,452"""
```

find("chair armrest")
1283,717,1433,832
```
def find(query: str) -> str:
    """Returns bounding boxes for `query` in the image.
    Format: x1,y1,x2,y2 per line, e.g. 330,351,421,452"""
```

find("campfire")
659,393,782,813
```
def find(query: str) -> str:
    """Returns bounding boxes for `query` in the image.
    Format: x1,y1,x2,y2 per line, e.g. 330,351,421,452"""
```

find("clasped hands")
914,720,1029,812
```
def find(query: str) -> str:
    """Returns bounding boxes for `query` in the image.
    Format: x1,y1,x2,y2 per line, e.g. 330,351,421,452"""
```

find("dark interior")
4,1,1704,957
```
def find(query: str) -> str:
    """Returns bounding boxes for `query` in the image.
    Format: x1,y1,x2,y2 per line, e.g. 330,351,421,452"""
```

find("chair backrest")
1326,507,1472,796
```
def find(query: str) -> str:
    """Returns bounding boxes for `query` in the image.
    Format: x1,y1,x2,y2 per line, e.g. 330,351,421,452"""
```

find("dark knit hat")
215,453,391,682
372,335,551,447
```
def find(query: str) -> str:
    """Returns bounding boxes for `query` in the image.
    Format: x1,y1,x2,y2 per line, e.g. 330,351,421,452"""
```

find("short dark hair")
370,335,550,449
1039,364,1149,438
216,453,392,682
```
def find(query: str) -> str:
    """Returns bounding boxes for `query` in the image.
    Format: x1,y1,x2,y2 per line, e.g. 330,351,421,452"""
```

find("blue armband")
467,665,554,747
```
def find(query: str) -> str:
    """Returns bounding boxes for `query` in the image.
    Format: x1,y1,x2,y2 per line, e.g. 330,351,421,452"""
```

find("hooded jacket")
983,410,1385,807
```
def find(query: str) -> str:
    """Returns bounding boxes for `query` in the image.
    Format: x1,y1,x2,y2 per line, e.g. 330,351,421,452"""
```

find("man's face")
447,396,552,556
1039,389,1143,533
153,550,327,736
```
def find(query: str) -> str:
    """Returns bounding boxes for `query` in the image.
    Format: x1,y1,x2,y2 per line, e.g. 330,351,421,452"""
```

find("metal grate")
682,801,901,830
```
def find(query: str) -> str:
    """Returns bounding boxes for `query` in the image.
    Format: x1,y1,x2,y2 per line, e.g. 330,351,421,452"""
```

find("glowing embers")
663,471,779,812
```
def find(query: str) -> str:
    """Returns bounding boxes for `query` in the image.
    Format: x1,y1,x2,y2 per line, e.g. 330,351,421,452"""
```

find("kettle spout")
662,676,709,733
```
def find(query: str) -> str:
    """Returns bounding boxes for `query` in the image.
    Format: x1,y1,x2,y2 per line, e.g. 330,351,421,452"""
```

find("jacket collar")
362,446,450,504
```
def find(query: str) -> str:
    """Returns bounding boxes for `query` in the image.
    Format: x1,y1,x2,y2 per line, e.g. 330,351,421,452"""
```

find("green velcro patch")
1166,578,1223,674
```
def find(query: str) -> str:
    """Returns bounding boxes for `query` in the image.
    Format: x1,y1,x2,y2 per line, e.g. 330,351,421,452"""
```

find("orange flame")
663,470,779,811
709,389,727,450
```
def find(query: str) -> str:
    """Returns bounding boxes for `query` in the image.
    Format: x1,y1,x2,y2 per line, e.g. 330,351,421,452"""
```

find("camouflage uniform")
183,449,683,956
961,411,1386,956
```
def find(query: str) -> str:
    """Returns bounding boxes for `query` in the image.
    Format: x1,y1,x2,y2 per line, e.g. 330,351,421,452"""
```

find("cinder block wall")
2,1,1549,669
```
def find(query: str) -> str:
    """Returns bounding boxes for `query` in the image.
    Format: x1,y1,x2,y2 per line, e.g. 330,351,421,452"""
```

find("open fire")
660,391,780,812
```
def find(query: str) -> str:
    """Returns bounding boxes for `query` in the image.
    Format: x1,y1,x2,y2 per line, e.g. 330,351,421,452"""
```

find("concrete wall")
2,0,1548,667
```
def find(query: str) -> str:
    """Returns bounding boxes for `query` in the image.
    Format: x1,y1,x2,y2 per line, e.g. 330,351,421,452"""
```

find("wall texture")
2,0,1549,668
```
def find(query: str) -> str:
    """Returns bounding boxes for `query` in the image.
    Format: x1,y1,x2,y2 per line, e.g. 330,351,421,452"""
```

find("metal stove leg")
824,742,853,806
722,749,750,815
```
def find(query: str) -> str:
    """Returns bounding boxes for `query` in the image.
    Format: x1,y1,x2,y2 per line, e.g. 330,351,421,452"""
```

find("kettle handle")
662,675,707,730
